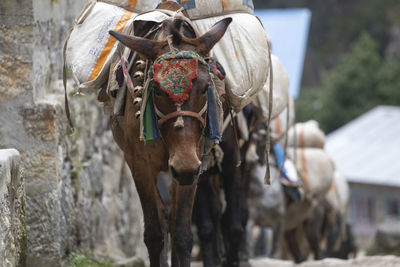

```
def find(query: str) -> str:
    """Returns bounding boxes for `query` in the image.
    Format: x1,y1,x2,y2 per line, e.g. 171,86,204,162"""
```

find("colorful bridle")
151,49,224,133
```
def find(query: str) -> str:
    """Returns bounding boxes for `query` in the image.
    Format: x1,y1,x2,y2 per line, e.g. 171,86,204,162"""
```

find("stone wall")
0,149,26,266
0,1,146,266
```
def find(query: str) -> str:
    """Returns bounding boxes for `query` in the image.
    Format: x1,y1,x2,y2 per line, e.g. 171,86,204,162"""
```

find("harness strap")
155,102,207,129
157,110,206,129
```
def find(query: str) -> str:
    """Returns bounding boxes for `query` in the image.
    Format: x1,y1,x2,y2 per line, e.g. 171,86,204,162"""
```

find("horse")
107,2,232,266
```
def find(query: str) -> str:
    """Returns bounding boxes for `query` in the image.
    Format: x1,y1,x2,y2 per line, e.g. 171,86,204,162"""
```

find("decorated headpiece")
153,50,207,103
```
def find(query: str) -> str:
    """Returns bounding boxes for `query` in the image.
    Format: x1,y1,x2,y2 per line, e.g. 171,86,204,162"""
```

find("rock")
375,219,400,253
0,0,145,265
0,149,26,266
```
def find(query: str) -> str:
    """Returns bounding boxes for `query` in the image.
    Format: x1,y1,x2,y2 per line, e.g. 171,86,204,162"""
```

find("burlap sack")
287,120,326,149
65,2,137,91
194,13,270,112
256,54,290,122
287,147,334,197
270,97,295,143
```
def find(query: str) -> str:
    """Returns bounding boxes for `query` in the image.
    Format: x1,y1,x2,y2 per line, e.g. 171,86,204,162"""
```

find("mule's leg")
271,219,284,258
221,162,245,267
303,207,324,260
169,180,197,267
193,174,221,267
285,227,306,263
126,158,167,267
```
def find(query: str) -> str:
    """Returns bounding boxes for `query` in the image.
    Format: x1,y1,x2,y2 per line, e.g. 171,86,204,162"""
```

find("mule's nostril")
170,166,178,178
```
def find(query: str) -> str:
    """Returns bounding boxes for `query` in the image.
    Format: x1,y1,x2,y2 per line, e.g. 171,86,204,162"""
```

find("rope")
264,42,274,185
228,106,241,167
63,27,75,133
278,101,290,176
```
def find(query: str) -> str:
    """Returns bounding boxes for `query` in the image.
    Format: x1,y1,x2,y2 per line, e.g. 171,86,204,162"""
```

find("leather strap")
264,42,274,185
63,27,74,132
157,110,206,129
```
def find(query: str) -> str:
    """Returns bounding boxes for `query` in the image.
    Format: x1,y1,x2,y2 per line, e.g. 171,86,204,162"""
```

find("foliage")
296,31,400,133
67,253,114,267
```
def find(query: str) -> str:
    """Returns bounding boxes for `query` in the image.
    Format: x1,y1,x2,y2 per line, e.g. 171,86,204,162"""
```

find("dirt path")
191,255,400,267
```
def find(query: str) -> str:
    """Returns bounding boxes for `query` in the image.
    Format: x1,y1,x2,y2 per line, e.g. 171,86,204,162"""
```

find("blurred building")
325,105,400,248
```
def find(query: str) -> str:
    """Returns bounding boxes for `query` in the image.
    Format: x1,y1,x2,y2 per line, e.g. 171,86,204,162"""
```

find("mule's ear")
109,31,167,60
196,17,232,56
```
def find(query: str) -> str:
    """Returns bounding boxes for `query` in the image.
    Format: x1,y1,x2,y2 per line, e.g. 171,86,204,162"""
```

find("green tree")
296,32,400,133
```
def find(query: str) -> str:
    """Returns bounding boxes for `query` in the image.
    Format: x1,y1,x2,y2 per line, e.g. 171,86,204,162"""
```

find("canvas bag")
101,0,254,19
193,13,270,112
287,120,326,149
287,147,334,197
64,1,137,92
100,0,159,13
270,97,295,143
178,0,254,20
256,54,290,122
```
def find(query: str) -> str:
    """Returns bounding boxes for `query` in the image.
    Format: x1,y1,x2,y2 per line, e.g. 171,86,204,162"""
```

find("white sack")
100,0,253,19
179,0,254,20
270,97,295,143
65,2,137,91
256,54,290,122
287,147,334,197
193,13,270,112
287,120,326,149
100,0,159,13
325,170,350,218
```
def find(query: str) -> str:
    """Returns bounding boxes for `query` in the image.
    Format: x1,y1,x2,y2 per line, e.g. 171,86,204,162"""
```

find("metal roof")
325,106,400,187
254,9,311,99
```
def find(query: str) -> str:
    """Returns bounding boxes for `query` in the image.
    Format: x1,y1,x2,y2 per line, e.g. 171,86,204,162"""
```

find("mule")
193,104,261,267
107,2,231,266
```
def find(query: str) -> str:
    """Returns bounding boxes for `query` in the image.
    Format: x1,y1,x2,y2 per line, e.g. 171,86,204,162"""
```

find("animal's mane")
157,1,189,18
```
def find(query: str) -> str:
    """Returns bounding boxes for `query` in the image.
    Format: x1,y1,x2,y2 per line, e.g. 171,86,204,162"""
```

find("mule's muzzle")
169,161,201,186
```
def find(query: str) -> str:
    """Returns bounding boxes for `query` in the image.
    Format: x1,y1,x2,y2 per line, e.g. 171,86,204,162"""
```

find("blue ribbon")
207,84,222,144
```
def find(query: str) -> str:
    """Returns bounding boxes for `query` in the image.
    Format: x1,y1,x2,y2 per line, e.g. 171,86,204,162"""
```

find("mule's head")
110,17,231,185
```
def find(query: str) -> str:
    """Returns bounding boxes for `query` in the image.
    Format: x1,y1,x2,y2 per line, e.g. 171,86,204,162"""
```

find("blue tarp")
255,9,311,99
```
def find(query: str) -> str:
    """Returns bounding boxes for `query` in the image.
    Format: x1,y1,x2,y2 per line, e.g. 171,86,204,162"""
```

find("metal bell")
135,110,141,119
134,71,144,82
133,97,142,107
135,60,146,70
134,86,143,96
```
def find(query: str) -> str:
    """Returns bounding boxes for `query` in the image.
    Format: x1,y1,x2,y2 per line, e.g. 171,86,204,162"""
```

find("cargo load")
255,54,289,122
100,0,254,19
287,120,326,149
100,0,159,13
325,170,349,217
193,13,270,112
287,147,334,197
65,1,137,91
65,0,268,113
178,0,254,20
270,97,295,143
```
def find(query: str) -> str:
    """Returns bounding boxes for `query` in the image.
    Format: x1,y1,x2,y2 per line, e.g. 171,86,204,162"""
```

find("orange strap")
299,124,305,147
88,10,133,82
127,0,138,9
274,118,281,135
300,148,310,190
222,0,228,10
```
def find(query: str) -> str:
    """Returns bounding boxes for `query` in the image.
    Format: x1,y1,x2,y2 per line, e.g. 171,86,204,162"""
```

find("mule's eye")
154,85,165,96
201,85,209,94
